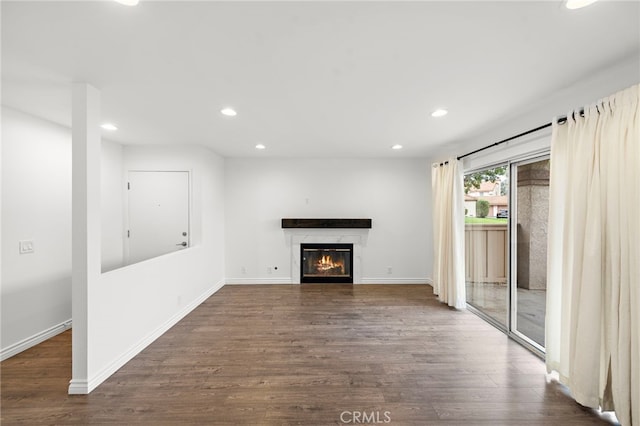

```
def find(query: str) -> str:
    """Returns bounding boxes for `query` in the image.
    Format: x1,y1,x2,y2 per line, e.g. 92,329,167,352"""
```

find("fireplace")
300,243,354,283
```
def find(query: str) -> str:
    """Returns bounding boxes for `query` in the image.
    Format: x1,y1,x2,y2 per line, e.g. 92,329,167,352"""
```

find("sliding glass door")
464,155,549,351
464,165,509,328
511,156,549,348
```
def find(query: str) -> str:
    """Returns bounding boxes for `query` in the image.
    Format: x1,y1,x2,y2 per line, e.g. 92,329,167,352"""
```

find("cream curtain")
546,84,639,426
431,158,466,309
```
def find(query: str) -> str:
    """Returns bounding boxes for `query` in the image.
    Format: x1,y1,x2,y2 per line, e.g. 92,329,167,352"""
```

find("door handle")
176,242,187,247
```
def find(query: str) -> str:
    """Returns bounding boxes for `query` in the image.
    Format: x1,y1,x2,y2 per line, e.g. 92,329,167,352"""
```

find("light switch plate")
19,240,34,254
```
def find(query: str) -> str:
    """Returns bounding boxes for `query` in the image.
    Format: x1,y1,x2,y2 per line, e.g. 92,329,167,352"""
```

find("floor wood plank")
1,284,616,425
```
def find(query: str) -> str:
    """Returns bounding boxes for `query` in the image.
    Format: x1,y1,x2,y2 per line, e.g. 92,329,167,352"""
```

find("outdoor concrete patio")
466,281,546,347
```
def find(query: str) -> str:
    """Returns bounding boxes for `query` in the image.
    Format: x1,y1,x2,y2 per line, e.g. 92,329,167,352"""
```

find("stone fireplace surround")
282,218,371,285
285,229,369,284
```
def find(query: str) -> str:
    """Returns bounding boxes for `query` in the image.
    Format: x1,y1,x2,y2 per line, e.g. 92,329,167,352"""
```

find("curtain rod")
456,122,552,161
455,109,583,162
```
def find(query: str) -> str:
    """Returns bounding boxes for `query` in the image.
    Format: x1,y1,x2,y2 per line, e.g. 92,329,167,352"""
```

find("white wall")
1,106,225,384
1,107,72,358
101,140,124,272
1,106,158,359
225,158,431,283
82,145,226,392
432,54,640,162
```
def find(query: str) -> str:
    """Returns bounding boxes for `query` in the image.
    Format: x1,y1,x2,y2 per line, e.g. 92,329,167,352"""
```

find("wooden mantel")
281,218,372,229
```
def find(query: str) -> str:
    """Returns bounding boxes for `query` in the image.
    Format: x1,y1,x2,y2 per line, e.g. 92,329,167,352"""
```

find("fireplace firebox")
300,243,354,283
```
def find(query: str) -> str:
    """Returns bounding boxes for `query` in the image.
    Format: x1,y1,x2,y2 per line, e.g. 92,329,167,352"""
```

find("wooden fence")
465,224,508,283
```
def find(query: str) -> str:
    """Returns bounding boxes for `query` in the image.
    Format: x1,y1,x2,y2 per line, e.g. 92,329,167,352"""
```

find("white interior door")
127,171,190,265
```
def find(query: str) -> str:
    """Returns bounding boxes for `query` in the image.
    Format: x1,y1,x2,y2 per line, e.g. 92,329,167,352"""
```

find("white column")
69,83,101,394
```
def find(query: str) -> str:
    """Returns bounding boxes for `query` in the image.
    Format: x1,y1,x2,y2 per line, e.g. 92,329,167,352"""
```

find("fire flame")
316,254,344,273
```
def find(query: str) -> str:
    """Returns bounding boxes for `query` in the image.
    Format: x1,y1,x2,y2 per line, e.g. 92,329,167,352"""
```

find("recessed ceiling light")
431,108,448,118
255,144,266,150
565,0,598,9
101,123,118,131
114,0,139,6
221,107,237,117
391,144,403,150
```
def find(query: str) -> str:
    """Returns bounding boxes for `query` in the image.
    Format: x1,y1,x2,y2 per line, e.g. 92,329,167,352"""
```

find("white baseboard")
76,278,225,395
225,278,293,285
68,380,89,395
225,278,431,285
425,277,433,286
360,278,430,284
1,319,72,361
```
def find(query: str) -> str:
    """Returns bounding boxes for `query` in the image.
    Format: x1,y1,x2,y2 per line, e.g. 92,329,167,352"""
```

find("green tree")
476,200,489,218
464,166,507,194
500,177,509,196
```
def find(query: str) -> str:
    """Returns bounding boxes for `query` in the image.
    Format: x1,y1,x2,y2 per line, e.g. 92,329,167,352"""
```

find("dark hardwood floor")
1,284,616,425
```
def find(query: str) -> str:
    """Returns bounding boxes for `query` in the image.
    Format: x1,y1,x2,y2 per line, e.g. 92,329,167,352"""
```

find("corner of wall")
0,319,72,361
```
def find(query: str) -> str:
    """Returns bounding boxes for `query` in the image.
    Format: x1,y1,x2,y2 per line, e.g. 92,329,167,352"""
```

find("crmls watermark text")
340,410,391,424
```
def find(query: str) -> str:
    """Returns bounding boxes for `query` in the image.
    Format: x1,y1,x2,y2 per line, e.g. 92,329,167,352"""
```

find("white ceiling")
2,1,639,158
